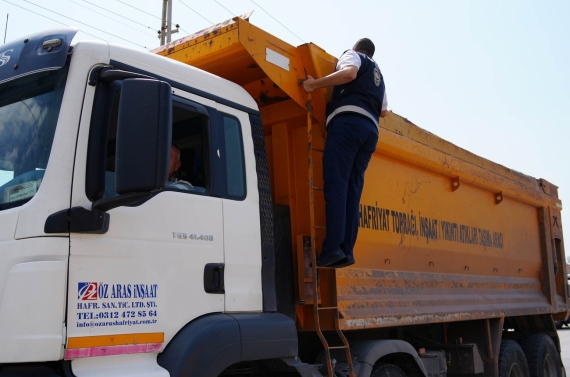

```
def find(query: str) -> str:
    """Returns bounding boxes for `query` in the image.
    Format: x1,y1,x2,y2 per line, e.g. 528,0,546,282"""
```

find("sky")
2,0,569,242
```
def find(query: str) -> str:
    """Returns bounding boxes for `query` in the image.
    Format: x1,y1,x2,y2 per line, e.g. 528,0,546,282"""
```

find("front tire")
518,334,561,377
499,340,530,377
370,363,407,377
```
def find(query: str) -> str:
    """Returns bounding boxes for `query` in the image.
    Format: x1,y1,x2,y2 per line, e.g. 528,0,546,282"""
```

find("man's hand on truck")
301,65,359,93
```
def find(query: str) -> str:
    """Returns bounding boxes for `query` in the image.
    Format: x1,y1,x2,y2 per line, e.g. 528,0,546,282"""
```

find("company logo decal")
0,49,14,68
75,281,159,328
78,282,98,300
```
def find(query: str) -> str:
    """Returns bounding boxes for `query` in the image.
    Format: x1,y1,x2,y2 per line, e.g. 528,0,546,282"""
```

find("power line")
69,0,156,38
2,0,107,42
179,0,213,25
250,0,304,44
213,0,235,17
22,0,148,49
85,0,153,30
82,0,156,33
3,0,67,27
117,0,160,20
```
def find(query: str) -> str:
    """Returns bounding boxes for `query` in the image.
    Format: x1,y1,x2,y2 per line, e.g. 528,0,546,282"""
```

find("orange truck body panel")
153,16,567,331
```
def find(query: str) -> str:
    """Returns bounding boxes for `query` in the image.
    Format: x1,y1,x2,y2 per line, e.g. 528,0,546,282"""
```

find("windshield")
0,66,69,211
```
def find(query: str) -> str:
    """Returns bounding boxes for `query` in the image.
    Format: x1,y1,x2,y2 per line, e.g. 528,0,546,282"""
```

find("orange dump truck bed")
154,15,567,332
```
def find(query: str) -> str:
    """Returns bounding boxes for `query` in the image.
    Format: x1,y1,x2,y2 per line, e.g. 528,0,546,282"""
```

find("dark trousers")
322,113,378,256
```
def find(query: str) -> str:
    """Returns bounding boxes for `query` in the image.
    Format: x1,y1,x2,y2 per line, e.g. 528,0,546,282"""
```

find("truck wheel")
370,363,407,377
499,340,530,377
517,334,561,377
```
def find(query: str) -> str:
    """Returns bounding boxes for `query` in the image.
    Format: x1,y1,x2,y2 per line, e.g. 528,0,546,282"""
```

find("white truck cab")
0,28,297,377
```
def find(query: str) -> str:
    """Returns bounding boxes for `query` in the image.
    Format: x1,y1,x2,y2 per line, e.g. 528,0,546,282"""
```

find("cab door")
215,105,264,313
66,76,225,354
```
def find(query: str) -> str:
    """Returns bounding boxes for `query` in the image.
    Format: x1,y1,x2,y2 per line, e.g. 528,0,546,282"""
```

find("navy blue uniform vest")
326,51,385,128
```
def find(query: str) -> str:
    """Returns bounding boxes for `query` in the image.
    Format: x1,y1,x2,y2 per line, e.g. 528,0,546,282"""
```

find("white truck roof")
75,40,259,113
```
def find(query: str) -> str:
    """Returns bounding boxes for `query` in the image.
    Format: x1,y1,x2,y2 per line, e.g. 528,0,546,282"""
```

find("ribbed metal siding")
336,268,551,330
249,114,276,312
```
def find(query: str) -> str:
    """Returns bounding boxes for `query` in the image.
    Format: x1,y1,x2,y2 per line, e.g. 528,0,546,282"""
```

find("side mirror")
92,79,172,212
116,79,172,193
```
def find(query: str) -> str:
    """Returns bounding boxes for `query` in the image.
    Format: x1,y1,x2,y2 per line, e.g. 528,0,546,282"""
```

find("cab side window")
86,79,248,203
170,100,209,193
86,86,212,201
221,114,246,200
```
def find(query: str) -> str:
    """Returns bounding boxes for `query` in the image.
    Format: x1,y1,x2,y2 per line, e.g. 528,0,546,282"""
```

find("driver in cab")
167,145,193,191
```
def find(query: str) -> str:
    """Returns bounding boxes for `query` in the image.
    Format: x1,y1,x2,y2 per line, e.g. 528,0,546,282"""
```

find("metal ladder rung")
318,306,338,311
313,186,324,191
328,346,349,350
312,148,324,153
314,225,326,230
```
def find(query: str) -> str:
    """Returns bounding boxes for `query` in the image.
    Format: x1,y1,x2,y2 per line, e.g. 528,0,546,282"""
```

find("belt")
326,105,379,129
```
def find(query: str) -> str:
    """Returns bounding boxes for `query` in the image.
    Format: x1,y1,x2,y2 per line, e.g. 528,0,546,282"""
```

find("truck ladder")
306,96,355,377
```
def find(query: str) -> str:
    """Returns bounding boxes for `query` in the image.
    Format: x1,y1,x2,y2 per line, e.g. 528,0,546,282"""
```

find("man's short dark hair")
353,38,375,58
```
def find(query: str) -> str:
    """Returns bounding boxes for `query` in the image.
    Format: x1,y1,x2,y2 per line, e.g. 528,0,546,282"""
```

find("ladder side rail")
307,97,334,377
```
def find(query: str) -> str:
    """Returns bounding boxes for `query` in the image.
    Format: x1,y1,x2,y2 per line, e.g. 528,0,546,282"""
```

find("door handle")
204,263,225,294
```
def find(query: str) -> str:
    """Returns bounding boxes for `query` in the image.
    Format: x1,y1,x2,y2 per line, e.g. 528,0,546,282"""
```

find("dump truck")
0,13,566,377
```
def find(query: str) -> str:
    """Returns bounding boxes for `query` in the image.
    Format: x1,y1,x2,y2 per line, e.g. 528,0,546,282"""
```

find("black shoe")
329,255,355,268
316,248,345,267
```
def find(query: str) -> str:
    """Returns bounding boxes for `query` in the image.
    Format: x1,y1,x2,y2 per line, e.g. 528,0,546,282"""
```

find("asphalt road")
558,327,570,375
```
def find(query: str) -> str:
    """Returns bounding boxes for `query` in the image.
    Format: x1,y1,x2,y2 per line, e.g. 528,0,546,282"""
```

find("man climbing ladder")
303,38,388,268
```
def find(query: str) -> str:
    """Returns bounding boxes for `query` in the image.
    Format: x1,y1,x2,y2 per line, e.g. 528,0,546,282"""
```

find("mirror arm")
92,192,153,212
45,206,110,234
100,69,154,83
88,66,154,86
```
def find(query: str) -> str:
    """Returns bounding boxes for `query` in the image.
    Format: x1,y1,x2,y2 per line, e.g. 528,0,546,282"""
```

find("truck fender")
157,312,298,377
339,340,428,377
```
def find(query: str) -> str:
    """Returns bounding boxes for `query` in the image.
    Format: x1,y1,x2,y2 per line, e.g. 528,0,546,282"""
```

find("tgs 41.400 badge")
172,232,214,241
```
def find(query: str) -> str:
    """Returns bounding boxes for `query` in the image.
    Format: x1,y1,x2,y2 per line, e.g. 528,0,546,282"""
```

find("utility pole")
159,0,179,46
166,0,173,43
160,0,167,45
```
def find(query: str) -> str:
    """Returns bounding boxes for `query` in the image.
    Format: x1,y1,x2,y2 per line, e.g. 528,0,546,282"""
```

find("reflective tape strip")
326,105,379,128
67,332,164,349
65,342,163,359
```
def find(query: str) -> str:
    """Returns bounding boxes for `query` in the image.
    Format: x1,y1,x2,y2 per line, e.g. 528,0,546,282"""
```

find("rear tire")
370,363,407,377
518,334,561,377
499,340,530,377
